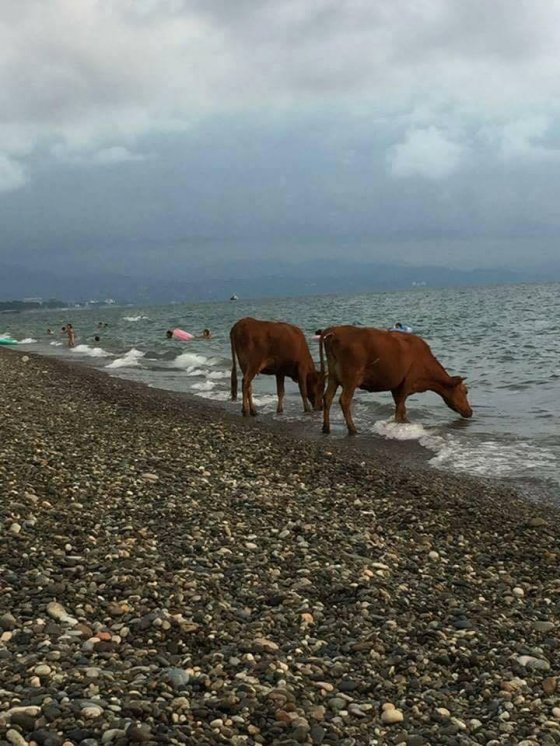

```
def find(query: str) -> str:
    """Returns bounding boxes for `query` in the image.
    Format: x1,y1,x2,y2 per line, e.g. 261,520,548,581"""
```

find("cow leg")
391,388,409,423
322,377,339,434
242,369,258,417
241,373,251,417
340,385,358,435
297,368,312,413
276,374,285,414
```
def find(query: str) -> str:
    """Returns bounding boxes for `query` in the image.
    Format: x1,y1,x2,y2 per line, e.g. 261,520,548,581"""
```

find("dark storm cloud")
1,0,560,272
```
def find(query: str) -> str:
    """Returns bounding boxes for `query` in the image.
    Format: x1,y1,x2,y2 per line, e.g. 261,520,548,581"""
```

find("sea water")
5,282,559,498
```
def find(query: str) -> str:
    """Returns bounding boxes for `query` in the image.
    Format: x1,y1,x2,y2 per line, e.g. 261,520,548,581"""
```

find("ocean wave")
105,348,145,369
18,338,37,344
206,370,230,380
372,420,430,441
71,344,111,358
428,438,557,478
123,314,150,322
372,418,556,480
191,380,216,391
194,389,232,402
172,352,221,372
50,341,63,346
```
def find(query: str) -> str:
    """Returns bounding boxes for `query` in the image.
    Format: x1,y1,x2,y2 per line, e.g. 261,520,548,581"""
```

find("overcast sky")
2,0,560,277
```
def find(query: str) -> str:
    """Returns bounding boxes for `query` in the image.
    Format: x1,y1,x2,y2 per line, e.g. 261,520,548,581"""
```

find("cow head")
307,369,325,411
442,376,473,418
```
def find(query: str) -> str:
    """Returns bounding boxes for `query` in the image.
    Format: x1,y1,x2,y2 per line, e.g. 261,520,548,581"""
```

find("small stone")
516,655,550,671
313,681,334,693
81,705,103,718
107,602,128,616
382,707,404,724
142,472,159,482
34,664,52,676
7,730,27,746
553,708,560,720
9,522,22,535
126,724,151,742
0,612,17,630
528,516,547,527
253,637,279,653
102,730,126,744
46,601,77,626
310,724,326,744
11,711,36,731
534,621,555,633
163,667,190,689
543,677,557,694
6,706,41,719
512,587,524,597
428,551,439,560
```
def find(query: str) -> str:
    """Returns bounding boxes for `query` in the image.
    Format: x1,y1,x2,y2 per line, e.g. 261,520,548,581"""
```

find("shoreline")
1,348,559,745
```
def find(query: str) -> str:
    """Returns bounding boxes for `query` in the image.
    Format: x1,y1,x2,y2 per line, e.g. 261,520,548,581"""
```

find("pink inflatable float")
167,328,194,341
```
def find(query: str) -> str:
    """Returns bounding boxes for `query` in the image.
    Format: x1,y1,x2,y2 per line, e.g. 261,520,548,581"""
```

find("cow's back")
231,317,312,372
324,325,430,390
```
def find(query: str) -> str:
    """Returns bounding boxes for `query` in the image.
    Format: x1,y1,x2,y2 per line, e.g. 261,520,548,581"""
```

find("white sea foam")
71,344,110,358
191,380,216,391
207,370,230,380
106,348,145,369
18,338,37,344
195,389,231,402
172,352,220,372
50,341,63,346
429,438,557,477
123,314,149,322
372,420,430,441
371,417,555,480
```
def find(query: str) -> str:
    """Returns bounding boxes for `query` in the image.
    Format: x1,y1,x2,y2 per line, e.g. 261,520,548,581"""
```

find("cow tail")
319,332,327,378
230,332,238,400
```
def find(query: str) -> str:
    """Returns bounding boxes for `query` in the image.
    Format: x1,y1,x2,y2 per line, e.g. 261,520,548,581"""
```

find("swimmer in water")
65,323,76,348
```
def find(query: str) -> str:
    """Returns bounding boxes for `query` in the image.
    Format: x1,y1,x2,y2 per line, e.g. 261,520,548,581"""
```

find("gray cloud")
1,0,560,277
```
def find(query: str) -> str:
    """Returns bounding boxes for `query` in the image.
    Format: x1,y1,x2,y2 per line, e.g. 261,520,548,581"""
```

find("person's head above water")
314,329,323,336
166,330,173,339
94,335,100,342
394,322,403,329
202,328,211,338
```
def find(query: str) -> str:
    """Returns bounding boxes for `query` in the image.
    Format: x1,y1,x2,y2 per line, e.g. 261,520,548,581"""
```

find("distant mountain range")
0,259,557,304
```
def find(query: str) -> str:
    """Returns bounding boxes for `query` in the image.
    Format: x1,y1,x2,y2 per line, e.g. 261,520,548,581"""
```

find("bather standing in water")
65,323,76,347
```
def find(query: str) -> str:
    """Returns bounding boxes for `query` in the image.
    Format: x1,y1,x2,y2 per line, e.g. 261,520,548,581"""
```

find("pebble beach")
0,349,559,746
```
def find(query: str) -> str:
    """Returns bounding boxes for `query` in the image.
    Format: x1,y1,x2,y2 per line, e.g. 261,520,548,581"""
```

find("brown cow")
230,317,324,416
320,325,472,435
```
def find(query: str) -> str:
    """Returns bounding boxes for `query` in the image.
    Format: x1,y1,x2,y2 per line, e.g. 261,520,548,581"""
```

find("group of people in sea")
46,322,409,349
47,321,109,348
45,323,214,349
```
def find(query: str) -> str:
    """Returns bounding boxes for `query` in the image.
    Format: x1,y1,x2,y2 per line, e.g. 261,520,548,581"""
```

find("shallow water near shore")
4,281,559,498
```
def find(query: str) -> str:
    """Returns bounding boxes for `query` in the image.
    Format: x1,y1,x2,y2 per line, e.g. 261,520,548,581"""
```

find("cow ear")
450,375,465,386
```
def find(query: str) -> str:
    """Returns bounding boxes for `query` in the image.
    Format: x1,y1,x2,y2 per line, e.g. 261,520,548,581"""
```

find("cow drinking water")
230,317,324,416
320,325,472,435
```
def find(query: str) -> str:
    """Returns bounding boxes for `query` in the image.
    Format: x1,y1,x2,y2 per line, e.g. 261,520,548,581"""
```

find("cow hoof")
322,426,331,435
347,429,357,437
250,410,258,417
